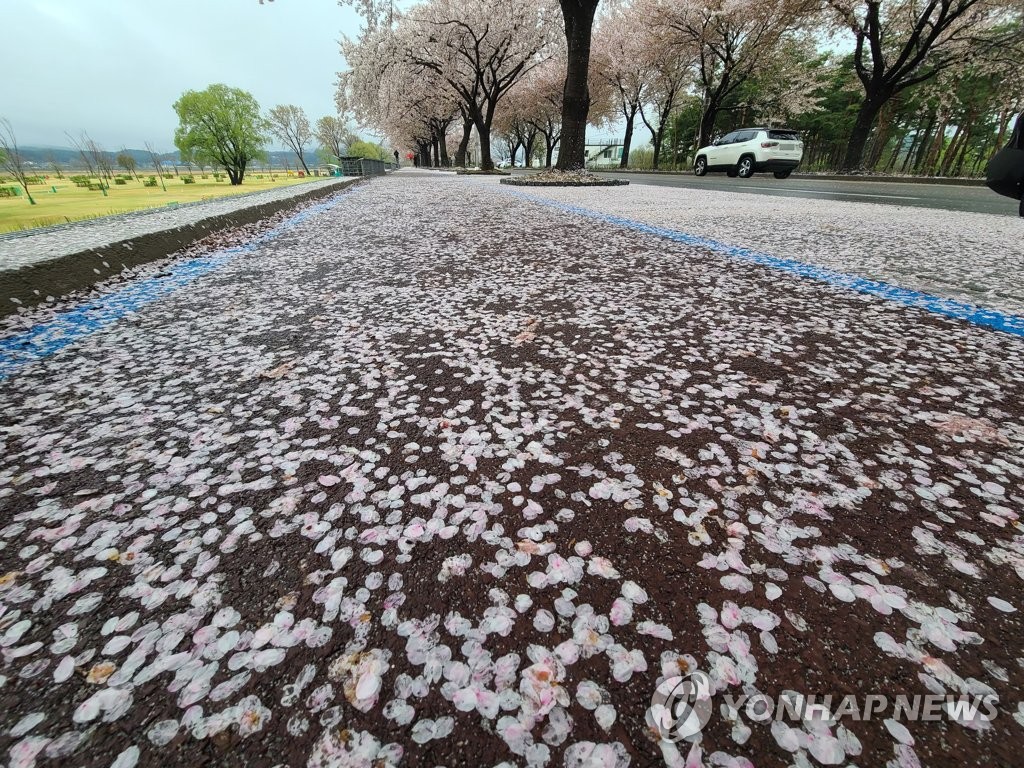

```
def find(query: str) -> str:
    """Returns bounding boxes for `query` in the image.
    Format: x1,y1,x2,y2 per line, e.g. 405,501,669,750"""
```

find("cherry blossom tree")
649,0,822,149
592,4,652,167
635,22,693,170
829,0,1023,171
399,0,557,170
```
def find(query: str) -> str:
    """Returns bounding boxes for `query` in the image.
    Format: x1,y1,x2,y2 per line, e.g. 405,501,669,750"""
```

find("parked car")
693,128,803,179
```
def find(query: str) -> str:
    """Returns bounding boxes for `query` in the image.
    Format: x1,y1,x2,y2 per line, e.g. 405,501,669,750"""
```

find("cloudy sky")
2,0,374,151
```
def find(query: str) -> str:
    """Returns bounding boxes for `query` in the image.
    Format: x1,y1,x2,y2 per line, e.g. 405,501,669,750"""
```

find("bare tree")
268,104,313,173
117,150,139,181
145,142,168,191
44,151,64,179
66,131,97,178
0,118,37,204
86,136,115,182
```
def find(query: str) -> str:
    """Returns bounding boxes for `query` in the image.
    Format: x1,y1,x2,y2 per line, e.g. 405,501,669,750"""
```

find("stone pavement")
0,179,343,273
0,171,1022,767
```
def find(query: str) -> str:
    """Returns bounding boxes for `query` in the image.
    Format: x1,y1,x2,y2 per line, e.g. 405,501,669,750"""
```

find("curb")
1,178,362,319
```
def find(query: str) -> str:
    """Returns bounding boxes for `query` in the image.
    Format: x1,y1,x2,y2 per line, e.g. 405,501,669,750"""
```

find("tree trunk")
697,106,717,150
939,122,964,176
439,138,450,167
866,104,893,170
555,0,599,171
524,135,536,167
454,118,473,167
546,138,556,167
951,126,973,177
842,94,888,172
475,118,494,171
620,112,635,168
651,131,664,171
923,118,947,174
418,142,431,169
912,114,936,173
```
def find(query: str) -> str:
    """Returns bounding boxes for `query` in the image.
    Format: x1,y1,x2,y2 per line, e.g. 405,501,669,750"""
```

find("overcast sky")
1,0,372,151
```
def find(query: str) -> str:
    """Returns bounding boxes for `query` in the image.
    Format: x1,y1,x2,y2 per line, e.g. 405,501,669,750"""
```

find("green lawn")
0,173,328,233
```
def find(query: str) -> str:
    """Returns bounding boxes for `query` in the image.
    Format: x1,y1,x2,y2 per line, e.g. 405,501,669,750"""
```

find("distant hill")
16,146,322,172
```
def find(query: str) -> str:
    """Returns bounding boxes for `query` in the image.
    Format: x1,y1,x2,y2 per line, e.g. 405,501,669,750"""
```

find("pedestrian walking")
393,149,400,167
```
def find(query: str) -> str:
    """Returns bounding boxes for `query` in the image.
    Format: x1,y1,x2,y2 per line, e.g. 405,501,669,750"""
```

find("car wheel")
737,156,754,178
773,170,792,179
726,167,738,178
693,156,707,176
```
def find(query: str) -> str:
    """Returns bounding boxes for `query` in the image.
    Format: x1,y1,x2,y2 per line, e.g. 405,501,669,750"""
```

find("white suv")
693,128,803,179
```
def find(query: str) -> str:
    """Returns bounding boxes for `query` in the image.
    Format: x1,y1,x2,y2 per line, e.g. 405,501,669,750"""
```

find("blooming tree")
828,0,1023,170
397,0,557,170
592,4,652,167
649,0,822,149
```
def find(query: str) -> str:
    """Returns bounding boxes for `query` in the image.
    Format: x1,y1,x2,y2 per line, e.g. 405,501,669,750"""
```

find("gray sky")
1,0,369,151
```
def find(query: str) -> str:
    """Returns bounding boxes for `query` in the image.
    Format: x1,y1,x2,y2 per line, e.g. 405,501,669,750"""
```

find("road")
543,171,1013,217
0,172,1022,767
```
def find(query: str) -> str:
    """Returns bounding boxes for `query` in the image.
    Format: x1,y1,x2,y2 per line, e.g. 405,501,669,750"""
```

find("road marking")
502,188,1024,338
739,185,921,200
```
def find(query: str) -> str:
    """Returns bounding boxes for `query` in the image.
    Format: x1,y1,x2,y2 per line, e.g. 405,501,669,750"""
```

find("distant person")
393,149,400,167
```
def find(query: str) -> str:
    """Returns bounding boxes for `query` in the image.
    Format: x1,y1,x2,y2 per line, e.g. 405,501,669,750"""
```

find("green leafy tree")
173,84,269,185
346,139,389,160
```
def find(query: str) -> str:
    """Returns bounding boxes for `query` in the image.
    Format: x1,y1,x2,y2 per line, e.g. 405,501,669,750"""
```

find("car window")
736,131,756,143
768,130,800,141
718,132,737,145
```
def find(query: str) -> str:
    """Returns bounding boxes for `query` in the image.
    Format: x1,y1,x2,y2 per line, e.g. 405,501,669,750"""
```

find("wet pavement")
1,172,1022,768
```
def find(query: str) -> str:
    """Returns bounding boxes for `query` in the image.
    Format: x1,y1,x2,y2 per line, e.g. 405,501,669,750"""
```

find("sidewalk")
0,178,358,316
0,172,1022,767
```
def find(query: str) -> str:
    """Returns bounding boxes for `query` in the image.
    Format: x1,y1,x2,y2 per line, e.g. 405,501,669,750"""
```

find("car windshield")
768,130,800,141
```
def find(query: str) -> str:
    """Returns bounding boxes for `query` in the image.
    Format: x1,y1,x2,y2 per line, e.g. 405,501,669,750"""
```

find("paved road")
1,172,1022,767
564,172,1014,217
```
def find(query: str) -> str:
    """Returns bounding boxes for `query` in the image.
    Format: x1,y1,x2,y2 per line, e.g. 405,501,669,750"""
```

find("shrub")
144,176,159,188
88,182,104,191
213,173,224,181
114,178,128,185
183,176,196,184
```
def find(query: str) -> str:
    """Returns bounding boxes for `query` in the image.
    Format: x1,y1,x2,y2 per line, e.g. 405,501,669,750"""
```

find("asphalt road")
576,172,1015,217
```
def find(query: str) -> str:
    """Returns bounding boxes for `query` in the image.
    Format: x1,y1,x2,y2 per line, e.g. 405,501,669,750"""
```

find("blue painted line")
0,188,357,380
503,188,1024,338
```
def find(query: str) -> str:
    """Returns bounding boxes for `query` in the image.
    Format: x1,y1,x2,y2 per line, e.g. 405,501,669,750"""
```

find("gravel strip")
0,179,343,272
491,177,1024,317
0,173,1022,767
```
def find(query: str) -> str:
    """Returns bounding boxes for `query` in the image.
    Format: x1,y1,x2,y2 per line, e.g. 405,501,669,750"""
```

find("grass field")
0,173,328,233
